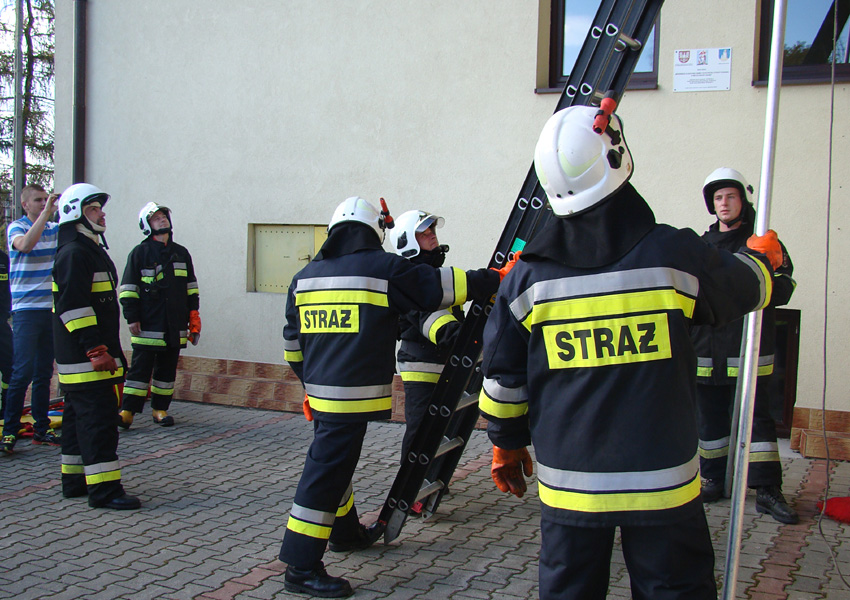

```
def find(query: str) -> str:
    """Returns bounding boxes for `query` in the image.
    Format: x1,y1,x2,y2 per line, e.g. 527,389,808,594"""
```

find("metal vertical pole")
12,0,24,219
720,1,786,599
72,0,87,184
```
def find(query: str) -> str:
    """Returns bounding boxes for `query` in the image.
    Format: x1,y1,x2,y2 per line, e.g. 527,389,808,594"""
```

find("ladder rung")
415,479,445,502
435,436,464,458
454,392,477,412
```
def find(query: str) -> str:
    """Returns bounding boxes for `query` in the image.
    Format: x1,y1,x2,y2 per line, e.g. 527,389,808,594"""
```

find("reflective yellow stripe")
122,386,148,397
64,316,98,332
697,366,713,377
538,475,701,513
52,282,58,291
750,451,781,463
61,464,85,474
187,288,199,296
400,371,441,383
86,470,122,485
119,291,139,299
727,364,774,377
526,289,695,331
478,388,528,419
131,336,167,347
174,269,187,277
284,350,303,363
452,267,468,306
151,385,174,396
306,395,392,414
296,290,388,307
287,515,332,540
427,314,455,344
336,492,355,517
91,282,113,293
699,446,729,460
58,367,125,385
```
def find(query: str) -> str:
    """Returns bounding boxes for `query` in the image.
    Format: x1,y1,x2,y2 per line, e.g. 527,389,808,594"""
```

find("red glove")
188,310,202,345
303,393,313,421
86,345,118,374
747,230,782,270
491,445,533,498
491,251,522,282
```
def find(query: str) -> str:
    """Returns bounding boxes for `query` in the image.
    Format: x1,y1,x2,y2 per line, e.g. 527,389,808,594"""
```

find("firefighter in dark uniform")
53,183,140,510
279,196,499,598
389,210,464,475
479,106,784,600
0,247,11,418
117,202,201,429
692,167,798,524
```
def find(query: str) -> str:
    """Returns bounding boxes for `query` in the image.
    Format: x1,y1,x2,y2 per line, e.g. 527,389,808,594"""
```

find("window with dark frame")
757,0,849,84
549,0,658,91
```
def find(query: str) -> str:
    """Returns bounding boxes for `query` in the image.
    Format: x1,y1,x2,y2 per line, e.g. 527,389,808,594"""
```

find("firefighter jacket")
397,304,464,384
479,184,774,528
53,228,126,390
118,236,199,349
0,250,10,317
690,219,795,385
284,222,498,423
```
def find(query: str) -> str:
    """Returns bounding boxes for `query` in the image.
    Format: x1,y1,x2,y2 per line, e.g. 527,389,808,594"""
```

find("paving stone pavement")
2,400,850,599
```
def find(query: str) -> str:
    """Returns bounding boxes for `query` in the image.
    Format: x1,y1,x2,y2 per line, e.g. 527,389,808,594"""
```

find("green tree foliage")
0,0,55,211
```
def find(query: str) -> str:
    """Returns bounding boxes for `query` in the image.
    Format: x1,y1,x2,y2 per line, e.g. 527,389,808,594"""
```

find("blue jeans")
2,309,54,437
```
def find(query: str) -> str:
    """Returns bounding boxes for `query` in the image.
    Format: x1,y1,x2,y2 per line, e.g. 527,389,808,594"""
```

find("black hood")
314,222,383,261
522,182,656,269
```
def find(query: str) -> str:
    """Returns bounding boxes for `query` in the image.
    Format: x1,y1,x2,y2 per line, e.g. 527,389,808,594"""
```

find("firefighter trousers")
539,511,716,600
697,381,781,487
121,346,180,413
61,384,126,507
279,420,368,570
400,381,434,465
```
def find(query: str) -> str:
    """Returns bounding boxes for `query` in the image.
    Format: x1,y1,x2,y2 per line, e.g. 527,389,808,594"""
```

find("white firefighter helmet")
702,167,754,214
57,183,110,226
389,210,445,258
533,105,633,217
138,201,172,236
328,196,387,242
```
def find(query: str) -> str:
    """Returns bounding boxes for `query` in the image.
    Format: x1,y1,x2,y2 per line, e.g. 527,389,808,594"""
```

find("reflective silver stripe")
421,309,453,339
92,271,112,283
284,338,301,352
59,306,96,324
84,460,121,476
482,377,528,404
339,483,353,508
750,441,779,453
138,330,165,339
179,329,188,338
118,284,139,294
304,383,392,400
727,355,774,368
438,267,456,307
397,361,443,375
537,454,700,493
510,267,700,322
735,253,768,309
697,357,713,368
296,276,388,293
699,436,730,451
173,262,187,270
186,282,199,291
58,359,124,374
61,454,84,465
290,502,336,526
151,379,174,390
124,380,148,391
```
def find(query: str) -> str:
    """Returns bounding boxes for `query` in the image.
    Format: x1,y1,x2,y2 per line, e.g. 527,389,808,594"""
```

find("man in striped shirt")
1,184,60,455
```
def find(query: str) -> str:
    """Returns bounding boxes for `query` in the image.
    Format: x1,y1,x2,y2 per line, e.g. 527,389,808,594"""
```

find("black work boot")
284,562,353,598
328,520,386,553
701,478,724,503
756,485,799,524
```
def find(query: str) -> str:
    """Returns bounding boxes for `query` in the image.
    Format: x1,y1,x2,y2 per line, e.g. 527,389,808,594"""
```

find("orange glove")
491,252,522,282
491,446,533,498
303,393,313,421
86,345,118,374
188,310,202,345
747,230,782,270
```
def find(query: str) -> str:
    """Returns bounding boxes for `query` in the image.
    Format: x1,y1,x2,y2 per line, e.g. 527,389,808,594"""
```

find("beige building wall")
53,2,848,428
